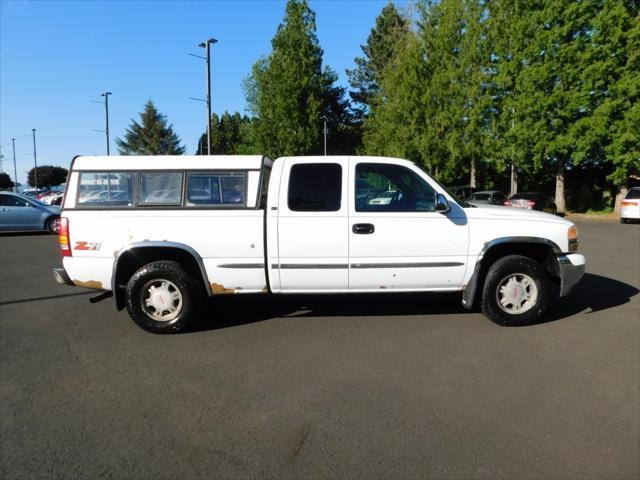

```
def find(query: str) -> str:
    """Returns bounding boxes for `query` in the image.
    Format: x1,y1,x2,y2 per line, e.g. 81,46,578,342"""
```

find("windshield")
470,193,491,201
511,193,537,200
626,188,640,199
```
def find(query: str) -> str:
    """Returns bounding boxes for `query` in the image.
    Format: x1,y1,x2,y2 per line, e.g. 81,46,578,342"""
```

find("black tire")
620,218,628,224
480,255,551,326
46,216,61,234
125,260,202,334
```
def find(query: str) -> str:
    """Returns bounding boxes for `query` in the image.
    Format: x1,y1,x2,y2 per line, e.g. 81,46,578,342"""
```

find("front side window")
78,172,134,207
139,172,183,206
288,163,342,212
186,172,247,206
355,163,436,212
0,195,30,207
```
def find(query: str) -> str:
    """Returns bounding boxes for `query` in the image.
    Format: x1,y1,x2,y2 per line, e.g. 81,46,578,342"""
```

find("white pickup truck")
53,155,585,333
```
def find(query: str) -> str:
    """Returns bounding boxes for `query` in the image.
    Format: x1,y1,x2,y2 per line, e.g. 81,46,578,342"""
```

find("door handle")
352,223,375,234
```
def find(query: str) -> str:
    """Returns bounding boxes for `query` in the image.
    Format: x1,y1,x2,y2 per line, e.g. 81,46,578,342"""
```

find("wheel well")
113,247,208,310
470,242,559,307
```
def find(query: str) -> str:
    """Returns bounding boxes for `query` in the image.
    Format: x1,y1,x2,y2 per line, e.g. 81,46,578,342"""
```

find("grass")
583,207,614,215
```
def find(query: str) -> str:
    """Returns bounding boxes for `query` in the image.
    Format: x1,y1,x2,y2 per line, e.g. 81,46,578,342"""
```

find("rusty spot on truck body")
210,283,235,295
73,280,103,289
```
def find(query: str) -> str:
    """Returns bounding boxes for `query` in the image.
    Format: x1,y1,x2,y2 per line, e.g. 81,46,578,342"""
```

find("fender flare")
111,241,212,309
461,236,562,309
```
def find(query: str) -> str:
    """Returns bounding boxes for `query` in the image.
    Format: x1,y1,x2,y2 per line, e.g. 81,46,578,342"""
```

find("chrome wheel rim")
140,278,183,322
496,273,538,315
49,217,61,233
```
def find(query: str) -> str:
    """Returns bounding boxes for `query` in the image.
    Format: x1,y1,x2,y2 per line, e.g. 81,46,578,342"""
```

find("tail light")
621,200,637,207
504,200,511,206
526,200,536,208
59,217,72,257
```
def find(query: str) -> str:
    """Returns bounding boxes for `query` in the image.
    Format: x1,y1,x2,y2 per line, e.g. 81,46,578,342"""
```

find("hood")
465,204,572,225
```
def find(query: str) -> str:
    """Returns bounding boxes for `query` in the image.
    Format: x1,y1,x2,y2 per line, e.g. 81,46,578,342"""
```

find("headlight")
568,225,579,252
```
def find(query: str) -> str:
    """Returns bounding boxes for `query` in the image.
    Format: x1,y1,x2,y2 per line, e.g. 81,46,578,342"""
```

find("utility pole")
32,129,38,192
12,138,18,192
199,38,217,155
102,92,112,155
323,119,327,156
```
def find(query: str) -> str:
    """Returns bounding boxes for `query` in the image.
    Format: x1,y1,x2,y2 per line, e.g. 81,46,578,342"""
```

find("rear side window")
288,163,341,212
139,172,183,206
78,172,134,207
186,172,247,206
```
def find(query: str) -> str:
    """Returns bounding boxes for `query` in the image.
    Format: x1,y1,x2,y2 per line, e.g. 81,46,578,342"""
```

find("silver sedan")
0,191,61,234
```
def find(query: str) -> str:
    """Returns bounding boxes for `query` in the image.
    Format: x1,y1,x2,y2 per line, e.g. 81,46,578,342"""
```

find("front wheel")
480,255,551,326
125,260,202,334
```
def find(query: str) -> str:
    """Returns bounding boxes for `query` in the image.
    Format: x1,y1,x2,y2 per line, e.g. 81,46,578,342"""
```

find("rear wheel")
46,216,60,234
480,255,551,326
125,260,202,334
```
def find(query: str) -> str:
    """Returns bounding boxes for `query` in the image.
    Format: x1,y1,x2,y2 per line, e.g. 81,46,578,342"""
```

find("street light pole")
323,119,327,156
199,38,217,155
11,138,18,192
32,129,38,192
102,92,112,155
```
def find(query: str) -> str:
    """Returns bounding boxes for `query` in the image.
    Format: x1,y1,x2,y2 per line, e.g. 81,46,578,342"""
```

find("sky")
0,0,407,186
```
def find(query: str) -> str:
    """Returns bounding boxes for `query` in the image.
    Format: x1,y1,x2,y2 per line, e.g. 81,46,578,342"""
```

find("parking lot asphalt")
1,219,638,479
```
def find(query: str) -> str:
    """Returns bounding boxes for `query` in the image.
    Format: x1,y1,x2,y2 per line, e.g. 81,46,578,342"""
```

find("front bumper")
557,253,586,297
53,267,74,286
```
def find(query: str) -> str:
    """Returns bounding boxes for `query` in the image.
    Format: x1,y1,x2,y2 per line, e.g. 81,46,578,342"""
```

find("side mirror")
435,193,450,213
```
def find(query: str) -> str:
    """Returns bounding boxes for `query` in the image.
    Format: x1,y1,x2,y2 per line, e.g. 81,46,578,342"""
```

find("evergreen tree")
196,112,252,155
580,1,639,211
116,100,185,155
486,0,540,196
364,0,491,185
362,33,432,167
347,2,409,118
246,0,353,158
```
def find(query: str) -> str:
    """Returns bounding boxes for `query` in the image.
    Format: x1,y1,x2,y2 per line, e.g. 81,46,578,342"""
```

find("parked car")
620,187,640,224
468,190,507,206
21,188,48,197
505,192,558,214
44,192,65,205
449,185,475,201
0,191,61,233
53,155,585,334
368,190,397,206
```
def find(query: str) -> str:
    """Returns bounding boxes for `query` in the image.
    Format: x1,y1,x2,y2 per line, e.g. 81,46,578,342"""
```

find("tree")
116,100,185,155
581,1,639,212
196,112,252,155
486,1,541,195
363,0,491,185
246,0,354,158
347,2,409,118
27,166,67,188
0,172,14,190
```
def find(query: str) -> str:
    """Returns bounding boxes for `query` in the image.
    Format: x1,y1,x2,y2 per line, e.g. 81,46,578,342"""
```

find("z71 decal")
74,241,102,251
